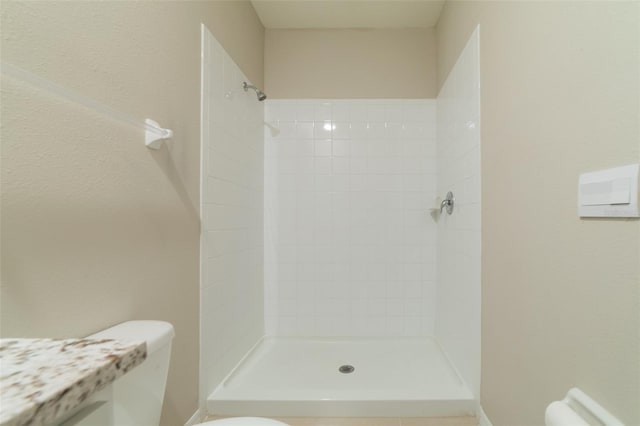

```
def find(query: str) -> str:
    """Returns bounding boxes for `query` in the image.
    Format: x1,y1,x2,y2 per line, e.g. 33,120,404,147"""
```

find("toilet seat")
198,417,290,426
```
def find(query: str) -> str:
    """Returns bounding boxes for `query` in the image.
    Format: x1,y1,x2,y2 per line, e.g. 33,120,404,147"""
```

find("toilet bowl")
198,417,289,425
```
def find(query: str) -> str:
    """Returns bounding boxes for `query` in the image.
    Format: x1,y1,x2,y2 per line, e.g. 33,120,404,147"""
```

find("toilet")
90,321,289,426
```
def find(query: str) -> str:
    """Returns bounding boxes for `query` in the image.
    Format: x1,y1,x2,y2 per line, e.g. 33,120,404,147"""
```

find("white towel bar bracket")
145,119,173,150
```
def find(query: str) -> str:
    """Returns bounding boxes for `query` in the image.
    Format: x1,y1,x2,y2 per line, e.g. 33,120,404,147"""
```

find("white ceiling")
250,1,446,29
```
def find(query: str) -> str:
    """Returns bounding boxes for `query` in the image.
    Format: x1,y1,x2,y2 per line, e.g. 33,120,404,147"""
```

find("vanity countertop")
0,338,146,426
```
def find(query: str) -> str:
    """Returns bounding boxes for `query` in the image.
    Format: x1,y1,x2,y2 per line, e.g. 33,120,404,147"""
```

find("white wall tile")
201,28,264,399
348,102,369,122
296,104,315,122
332,102,350,122
296,122,314,139
265,99,437,337
435,27,481,401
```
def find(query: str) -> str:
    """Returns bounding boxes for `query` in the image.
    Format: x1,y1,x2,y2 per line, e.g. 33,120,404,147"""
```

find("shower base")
207,337,474,417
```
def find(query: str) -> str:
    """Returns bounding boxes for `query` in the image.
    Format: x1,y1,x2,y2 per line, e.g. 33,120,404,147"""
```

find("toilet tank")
89,321,175,426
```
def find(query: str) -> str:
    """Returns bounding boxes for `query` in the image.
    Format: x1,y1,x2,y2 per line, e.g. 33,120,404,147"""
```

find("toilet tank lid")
88,320,175,354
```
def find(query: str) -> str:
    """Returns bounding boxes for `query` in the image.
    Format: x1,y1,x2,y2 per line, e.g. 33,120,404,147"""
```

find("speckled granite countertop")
0,338,146,426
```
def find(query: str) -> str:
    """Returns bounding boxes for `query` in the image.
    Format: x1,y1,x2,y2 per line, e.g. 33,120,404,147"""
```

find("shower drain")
338,364,355,374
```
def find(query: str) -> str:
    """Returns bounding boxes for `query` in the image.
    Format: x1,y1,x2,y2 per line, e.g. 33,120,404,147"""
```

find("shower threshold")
207,337,475,417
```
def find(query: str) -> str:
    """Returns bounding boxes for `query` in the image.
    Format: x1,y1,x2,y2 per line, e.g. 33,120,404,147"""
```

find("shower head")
243,82,267,101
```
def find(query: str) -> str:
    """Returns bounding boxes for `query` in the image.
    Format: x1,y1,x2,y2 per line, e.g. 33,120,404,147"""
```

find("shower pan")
201,24,481,419
208,337,474,417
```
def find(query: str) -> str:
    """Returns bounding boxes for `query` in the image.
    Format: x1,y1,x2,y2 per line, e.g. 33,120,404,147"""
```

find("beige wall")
265,28,437,98
437,2,639,425
0,1,263,425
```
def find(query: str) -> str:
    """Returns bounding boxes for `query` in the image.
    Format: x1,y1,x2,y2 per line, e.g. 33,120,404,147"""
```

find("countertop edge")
0,339,147,426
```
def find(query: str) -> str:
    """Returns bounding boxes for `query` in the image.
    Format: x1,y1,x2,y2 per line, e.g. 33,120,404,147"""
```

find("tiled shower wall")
436,27,481,400
201,27,264,398
264,100,437,337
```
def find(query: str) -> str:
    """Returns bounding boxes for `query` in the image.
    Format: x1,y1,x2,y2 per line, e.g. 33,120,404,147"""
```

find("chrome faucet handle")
440,191,454,215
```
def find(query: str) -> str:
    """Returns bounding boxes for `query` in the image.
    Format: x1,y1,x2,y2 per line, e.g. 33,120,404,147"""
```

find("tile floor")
204,416,477,426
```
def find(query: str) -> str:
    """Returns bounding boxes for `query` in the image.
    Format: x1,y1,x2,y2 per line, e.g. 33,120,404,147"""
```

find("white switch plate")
578,164,639,217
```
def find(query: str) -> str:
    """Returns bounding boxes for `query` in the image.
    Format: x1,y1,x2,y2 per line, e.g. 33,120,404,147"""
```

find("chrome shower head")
243,82,267,101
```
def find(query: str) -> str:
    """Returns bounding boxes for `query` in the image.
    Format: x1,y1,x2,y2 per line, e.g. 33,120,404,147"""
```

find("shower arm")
243,81,267,101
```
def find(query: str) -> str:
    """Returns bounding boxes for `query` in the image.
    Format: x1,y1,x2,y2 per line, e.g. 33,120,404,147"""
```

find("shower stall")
200,24,481,418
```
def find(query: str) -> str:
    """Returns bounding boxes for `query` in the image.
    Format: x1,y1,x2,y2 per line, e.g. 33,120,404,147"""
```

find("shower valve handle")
440,192,454,215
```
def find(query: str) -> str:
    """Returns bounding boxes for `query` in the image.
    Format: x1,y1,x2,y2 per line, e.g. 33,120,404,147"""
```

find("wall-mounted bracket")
145,119,173,150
